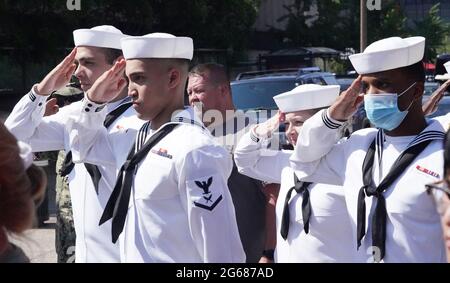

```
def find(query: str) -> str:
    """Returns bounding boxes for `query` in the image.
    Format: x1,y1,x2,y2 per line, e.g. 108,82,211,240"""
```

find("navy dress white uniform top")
4,25,135,263
5,86,140,263
291,112,447,262
67,99,245,263
234,130,355,262
290,37,446,262
234,84,355,263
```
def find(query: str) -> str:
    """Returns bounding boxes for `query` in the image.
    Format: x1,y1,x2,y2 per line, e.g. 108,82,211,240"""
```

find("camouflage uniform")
55,150,76,263
52,78,82,263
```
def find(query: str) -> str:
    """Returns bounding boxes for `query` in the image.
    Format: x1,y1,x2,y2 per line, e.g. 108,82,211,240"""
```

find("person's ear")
112,57,127,80
218,84,230,97
168,68,181,90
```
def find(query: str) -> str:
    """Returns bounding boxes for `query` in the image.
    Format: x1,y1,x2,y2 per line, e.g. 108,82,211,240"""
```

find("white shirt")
290,109,447,263
67,101,245,263
5,87,142,262
234,130,356,262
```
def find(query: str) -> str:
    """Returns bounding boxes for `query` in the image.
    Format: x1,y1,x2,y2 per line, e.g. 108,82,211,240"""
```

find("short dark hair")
189,63,229,85
167,58,191,72
102,48,123,65
398,61,425,83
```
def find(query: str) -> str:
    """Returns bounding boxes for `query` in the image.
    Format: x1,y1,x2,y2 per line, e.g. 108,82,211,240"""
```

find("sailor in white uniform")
234,84,355,262
5,26,144,262
67,33,245,263
290,36,447,262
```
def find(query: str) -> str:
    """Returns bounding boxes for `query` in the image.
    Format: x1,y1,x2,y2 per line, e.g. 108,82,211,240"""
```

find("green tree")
0,0,260,92
411,3,450,61
149,0,259,51
0,0,74,90
271,0,409,51
274,0,316,46
366,0,408,43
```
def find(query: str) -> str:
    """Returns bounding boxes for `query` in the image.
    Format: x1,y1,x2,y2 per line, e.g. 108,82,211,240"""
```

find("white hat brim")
274,85,340,113
73,29,125,50
121,36,193,60
349,37,425,74
444,61,450,74
435,74,450,81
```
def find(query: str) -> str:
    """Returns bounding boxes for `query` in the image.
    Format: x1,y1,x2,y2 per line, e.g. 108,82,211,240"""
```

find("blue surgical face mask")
363,82,417,131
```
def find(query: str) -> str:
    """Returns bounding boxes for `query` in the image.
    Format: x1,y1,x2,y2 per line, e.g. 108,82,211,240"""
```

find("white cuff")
250,126,261,143
29,85,48,105
82,96,106,113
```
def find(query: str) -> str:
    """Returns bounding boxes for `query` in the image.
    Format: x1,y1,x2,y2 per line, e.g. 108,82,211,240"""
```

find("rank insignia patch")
193,177,222,211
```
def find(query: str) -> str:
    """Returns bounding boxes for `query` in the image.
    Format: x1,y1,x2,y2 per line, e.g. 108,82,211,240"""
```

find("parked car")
336,77,354,91
232,67,339,110
424,95,450,119
231,67,340,147
424,81,440,96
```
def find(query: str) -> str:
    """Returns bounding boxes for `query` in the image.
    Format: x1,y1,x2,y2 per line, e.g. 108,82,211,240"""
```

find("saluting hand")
86,59,127,104
36,48,77,96
422,79,450,116
329,76,364,121
254,111,285,138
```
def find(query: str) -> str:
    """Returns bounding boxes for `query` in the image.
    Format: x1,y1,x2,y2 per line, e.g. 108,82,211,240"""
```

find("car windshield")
322,75,339,85
231,79,298,110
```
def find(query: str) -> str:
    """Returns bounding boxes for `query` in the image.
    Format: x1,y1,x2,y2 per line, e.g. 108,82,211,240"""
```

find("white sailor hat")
435,61,450,81
349,36,425,74
73,25,125,50
121,32,193,60
273,84,340,113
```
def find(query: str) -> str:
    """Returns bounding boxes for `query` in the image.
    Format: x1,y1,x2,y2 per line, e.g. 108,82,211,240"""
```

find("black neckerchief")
280,173,312,240
60,101,133,195
357,128,445,262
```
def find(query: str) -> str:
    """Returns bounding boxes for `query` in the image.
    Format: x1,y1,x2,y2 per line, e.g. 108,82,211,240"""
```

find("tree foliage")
272,0,448,59
411,3,450,60
0,0,259,91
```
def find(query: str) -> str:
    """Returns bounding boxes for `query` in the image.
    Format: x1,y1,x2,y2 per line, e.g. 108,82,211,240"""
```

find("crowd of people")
0,25,449,263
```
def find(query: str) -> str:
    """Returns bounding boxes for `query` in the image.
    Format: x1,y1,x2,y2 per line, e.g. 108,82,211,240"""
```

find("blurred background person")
0,123,47,263
187,63,266,262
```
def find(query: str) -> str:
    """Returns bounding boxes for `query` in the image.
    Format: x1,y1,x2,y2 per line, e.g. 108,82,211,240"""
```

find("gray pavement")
11,160,59,263
11,217,57,263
